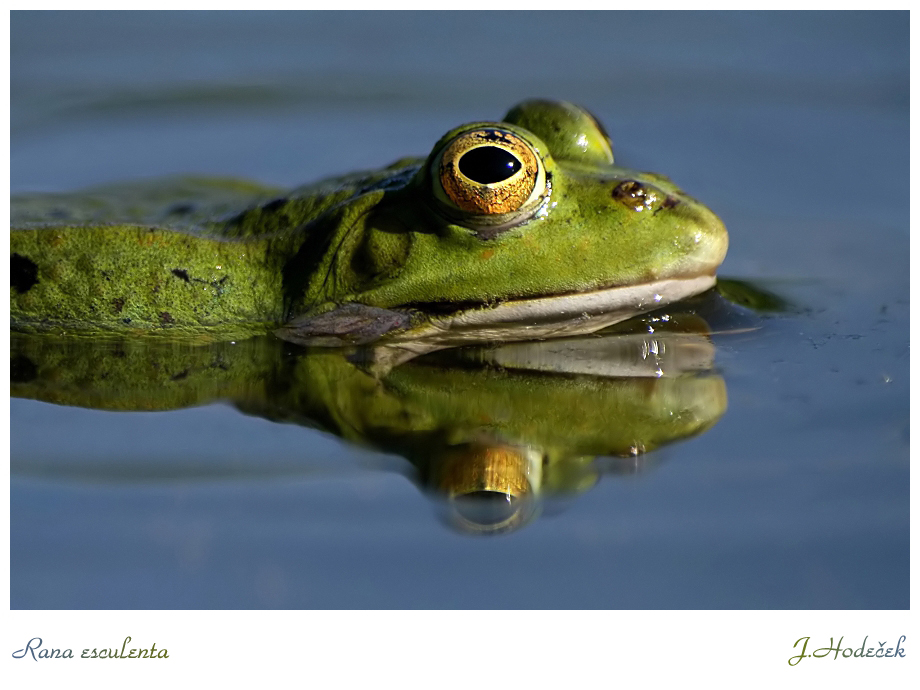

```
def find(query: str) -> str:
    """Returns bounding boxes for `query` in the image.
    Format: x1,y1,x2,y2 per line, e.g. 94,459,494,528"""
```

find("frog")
10,99,728,349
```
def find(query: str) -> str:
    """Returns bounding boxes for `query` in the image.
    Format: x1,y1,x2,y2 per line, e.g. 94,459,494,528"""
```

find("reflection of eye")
452,491,521,528
434,128,545,216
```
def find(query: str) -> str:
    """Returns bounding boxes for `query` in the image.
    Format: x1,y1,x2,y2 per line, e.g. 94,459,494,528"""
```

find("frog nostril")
11,253,39,293
612,180,644,197
612,180,657,212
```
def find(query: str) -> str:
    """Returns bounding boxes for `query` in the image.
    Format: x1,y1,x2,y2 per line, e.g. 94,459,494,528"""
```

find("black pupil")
457,146,522,184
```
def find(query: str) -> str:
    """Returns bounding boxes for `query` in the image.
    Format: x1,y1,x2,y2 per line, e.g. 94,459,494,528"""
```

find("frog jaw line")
393,274,716,345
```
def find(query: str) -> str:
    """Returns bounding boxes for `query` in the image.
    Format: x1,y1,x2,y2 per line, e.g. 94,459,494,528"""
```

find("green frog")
10,99,728,348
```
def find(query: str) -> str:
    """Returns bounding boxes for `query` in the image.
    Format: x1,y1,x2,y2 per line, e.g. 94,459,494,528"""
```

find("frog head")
281,99,728,347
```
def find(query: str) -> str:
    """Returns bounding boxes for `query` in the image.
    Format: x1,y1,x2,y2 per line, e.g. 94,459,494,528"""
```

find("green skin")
10,100,728,344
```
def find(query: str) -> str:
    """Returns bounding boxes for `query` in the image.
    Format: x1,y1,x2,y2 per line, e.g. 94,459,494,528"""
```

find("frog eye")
433,128,546,217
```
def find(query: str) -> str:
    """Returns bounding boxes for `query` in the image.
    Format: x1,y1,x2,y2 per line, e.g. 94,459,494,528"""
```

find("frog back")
11,158,420,238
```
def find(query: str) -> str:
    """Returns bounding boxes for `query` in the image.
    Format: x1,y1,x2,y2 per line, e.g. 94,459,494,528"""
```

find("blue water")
10,11,908,608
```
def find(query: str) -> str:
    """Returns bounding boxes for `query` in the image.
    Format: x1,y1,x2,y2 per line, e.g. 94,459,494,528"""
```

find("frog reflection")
11,309,729,535
422,442,663,535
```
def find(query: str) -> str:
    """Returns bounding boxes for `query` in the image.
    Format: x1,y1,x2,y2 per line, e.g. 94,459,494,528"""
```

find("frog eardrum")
431,126,548,225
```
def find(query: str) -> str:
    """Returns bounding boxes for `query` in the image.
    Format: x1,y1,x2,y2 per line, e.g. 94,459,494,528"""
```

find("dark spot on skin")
170,369,190,381
261,198,289,213
158,312,175,325
11,253,39,293
11,355,37,383
653,195,680,216
167,203,196,215
112,297,125,314
178,270,230,296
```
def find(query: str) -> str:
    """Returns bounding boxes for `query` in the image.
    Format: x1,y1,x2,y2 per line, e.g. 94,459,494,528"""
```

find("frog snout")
608,177,728,276
673,203,729,275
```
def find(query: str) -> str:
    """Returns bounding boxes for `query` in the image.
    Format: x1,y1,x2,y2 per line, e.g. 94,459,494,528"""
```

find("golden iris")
436,128,541,215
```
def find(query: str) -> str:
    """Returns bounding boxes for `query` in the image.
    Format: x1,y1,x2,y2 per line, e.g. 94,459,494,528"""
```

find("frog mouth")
393,274,717,344
277,274,717,353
